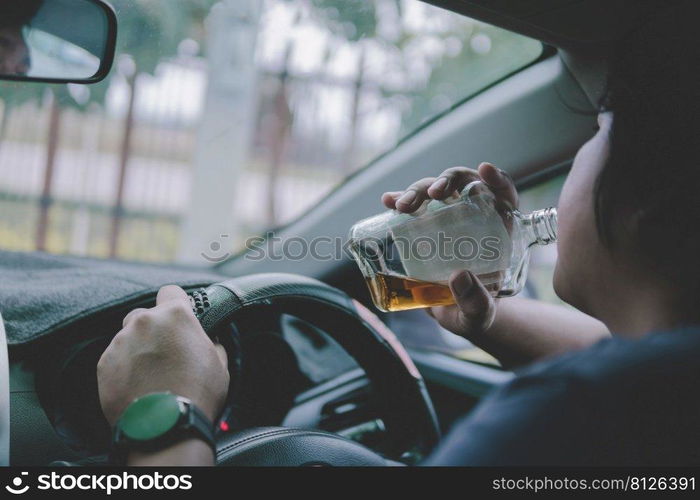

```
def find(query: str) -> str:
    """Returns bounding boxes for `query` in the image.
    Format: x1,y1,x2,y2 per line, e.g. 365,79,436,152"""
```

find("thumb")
214,343,228,370
448,271,496,333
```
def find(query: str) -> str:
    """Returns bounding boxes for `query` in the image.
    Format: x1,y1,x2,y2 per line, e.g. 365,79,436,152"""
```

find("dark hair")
595,0,700,294
0,0,43,29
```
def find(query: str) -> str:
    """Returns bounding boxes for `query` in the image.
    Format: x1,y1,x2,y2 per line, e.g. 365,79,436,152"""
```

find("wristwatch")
113,392,216,461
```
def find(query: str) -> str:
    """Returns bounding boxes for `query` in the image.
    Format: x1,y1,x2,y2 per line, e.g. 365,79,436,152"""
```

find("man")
97,0,700,466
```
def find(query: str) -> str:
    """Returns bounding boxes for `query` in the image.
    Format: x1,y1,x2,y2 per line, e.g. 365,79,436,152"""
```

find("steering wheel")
192,273,440,466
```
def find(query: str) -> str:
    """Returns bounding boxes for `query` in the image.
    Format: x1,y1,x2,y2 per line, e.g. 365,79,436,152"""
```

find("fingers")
394,177,437,213
478,162,518,209
156,285,190,306
381,163,518,214
123,286,193,328
122,308,148,328
384,171,467,213
427,167,481,200
381,191,403,209
429,271,496,338
449,270,496,333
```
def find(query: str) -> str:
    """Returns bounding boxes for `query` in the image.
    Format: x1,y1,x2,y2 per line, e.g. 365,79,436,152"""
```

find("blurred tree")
398,24,541,134
0,0,218,111
308,0,377,41
80,0,219,108
294,0,540,150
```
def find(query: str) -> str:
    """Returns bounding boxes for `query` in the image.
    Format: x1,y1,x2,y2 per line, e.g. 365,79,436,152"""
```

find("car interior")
0,0,661,466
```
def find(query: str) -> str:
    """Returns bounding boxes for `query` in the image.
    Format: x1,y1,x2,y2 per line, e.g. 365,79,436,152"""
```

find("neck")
595,278,697,339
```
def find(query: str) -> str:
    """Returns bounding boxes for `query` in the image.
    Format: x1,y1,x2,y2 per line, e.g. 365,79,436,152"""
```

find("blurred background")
0,0,541,265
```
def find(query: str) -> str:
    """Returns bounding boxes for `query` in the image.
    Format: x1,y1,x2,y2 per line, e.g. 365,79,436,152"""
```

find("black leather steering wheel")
192,273,440,466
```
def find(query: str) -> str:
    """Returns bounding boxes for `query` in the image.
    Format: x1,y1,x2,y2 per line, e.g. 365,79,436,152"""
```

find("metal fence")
0,0,529,265
0,52,402,263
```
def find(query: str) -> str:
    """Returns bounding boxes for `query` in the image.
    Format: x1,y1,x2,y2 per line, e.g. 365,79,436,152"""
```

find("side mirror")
0,0,117,84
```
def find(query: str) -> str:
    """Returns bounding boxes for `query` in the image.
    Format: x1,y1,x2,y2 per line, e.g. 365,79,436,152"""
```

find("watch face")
119,393,182,441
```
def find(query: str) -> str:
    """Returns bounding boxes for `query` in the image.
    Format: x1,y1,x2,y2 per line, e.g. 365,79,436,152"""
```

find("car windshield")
0,0,541,264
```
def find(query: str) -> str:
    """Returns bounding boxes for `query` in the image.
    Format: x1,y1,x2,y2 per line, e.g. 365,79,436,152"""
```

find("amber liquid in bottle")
365,272,456,312
365,271,508,311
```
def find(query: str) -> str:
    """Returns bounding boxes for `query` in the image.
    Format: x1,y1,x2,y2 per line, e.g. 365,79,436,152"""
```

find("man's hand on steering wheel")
95,276,438,466
97,285,229,465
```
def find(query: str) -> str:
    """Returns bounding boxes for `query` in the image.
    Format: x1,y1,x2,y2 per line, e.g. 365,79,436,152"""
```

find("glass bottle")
348,181,557,312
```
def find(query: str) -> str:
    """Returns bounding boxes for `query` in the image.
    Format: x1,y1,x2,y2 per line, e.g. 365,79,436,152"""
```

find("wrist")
195,399,224,424
128,438,215,466
112,392,216,465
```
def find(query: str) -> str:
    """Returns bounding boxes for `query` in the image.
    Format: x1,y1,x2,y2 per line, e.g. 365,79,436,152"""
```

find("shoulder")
426,328,700,465
487,327,700,451
515,327,700,392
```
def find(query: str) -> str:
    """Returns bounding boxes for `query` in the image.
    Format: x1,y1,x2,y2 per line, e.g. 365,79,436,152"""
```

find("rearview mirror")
0,0,117,84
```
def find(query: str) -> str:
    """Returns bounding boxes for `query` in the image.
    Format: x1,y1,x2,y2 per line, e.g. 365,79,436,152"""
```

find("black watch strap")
180,400,217,450
113,394,216,463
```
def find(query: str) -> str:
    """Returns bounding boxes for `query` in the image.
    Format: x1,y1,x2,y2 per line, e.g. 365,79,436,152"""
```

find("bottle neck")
524,207,558,246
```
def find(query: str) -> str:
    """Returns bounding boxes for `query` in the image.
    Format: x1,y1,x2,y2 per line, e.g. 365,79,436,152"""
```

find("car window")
0,0,541,264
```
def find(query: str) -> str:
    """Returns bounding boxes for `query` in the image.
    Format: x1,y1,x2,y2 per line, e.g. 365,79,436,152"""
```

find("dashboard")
8,311,390,465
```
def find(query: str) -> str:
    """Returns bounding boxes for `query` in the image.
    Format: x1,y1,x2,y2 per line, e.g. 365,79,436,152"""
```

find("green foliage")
0,0,218,110
84,0,218,107
112,0,216,74
294,0,540,138
308,0,377,41
0,80,45,108
0,0,541,140
399,25,542,135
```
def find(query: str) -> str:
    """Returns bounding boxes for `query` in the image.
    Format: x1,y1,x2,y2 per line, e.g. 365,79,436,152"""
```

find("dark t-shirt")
425,328,700,465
